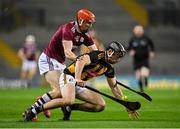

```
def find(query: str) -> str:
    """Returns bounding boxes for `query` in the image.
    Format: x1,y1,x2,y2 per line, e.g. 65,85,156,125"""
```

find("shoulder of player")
88,51,105,59
142,35,153,43
60,21,75,31
84,32,91,38
129,37,136,42
143,35,151,40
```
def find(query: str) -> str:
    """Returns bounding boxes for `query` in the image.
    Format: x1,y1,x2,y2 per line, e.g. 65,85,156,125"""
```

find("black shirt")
64,51,115,81
128,35,155,61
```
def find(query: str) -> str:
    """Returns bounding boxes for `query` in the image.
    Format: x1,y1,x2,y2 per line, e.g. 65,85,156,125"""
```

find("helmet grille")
107,41,126,57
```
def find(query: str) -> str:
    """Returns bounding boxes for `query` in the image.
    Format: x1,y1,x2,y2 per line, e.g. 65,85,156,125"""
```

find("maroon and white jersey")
44,21,94,64
23,43,36,61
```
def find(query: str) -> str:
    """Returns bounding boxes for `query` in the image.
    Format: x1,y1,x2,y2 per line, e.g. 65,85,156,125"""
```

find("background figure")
18,34,39,87
127,25,155,92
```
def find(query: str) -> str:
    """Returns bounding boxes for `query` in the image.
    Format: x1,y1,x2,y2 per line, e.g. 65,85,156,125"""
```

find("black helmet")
107,41,126,57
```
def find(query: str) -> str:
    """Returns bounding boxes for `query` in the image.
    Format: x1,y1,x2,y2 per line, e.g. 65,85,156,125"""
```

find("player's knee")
95,104,105,112
49,89,61,98
95,99,106,112
63,98,75,105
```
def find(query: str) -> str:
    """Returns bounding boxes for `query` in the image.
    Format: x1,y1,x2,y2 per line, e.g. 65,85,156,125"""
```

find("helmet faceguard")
106,41,126,58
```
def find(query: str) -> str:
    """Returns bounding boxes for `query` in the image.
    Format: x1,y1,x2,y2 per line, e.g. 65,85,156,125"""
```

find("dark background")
0,0,180,79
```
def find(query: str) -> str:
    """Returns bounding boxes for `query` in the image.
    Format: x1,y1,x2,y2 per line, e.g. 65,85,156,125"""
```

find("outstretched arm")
106,77,124,99
106,77,140,119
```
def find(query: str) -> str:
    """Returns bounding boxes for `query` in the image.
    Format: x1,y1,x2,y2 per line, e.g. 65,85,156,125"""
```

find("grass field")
0,87,180,128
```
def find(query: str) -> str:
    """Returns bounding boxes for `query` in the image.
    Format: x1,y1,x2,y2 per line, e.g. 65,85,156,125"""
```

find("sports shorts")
133,59,149,70
59,73,86,94
38,52,66,75
22,60,37,71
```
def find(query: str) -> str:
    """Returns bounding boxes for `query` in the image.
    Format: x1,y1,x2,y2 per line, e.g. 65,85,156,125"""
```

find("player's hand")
75,79,86,87
129,50,135,56
126,108,140,119
150,52,155,58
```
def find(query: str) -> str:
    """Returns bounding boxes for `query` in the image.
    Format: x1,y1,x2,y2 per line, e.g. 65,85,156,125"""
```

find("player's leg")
43,82,75,110
23,83,75,121
135,69,144,92
26,62,37,86
61,86,106,120
43,73,76,110
23,92,53,121
20,70,28,80
44,70,62,98
30,70,61,109
21,60,29,79
24,83,75,122
38,53,66,98
75,87,105,111
34,53,65,118
23,73,76,121
27,63,37,80
31,70,61,119
140,66,150,88
134,61,143,92
23,53,63,120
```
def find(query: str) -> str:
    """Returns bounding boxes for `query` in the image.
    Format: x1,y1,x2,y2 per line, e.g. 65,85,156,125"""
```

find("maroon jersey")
44,21,94,64
23,43,36,60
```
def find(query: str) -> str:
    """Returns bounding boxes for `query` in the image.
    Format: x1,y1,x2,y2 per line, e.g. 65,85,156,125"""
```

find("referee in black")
127,25,155,92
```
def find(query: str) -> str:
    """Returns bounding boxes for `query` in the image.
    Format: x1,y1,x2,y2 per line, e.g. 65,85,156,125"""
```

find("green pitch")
0,87,180,128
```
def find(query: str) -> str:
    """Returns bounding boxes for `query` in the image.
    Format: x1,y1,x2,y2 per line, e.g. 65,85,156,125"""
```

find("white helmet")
25,35,36,43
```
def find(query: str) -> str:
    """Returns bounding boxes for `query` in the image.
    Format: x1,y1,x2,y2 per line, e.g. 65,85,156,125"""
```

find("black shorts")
133,59,149,70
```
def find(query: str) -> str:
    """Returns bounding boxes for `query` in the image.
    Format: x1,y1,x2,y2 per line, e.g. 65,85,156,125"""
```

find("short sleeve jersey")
128,35,154,60
44,21,94,63
64,51,115,81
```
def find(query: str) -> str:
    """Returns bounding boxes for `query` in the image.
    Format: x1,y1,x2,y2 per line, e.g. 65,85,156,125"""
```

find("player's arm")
127,39,135,57
62,40,77,61
104,66,124,99
35,50,40,61
75,54,91,87
106,77,140,119
148,38,155,58
106,77,124,99
17,48,25,60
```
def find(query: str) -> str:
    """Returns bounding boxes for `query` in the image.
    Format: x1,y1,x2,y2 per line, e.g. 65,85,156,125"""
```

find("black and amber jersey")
64,51,115,81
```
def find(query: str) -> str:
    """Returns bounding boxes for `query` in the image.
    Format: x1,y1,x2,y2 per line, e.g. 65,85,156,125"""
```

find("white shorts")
59,73,86,94
38,52,66,75
22,60,37,71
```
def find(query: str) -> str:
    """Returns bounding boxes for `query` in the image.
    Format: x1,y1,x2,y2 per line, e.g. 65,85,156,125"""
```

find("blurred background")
0,0,180,88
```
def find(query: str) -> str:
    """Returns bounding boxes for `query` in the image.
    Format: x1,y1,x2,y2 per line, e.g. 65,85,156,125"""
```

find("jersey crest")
97,53,104,59
80,37,84,42
75,36,80,42
74,36,85,43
